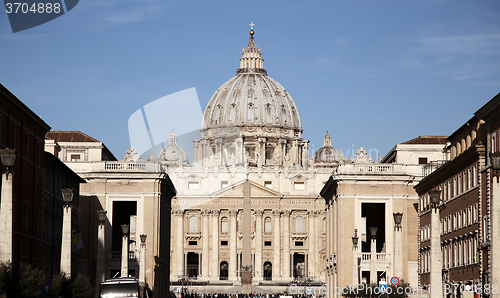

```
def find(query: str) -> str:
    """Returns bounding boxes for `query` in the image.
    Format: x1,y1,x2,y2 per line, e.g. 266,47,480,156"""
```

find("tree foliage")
0,262,44,298
71,273,93,298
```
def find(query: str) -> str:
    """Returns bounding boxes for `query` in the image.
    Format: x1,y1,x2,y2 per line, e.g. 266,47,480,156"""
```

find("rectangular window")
221,240,228,246
25,133,29,158
188,181,200,190
264,181,272,188
458,211,462,229
418,157,428,164
492,133,496,153
293,182,305,190
295,241,303,246
264,241,272,246
188,241,197,246
221,181,228,189
221,221,228,233
265,148,273,160
264,220,271,233
70,154,81,161
468,206,473,226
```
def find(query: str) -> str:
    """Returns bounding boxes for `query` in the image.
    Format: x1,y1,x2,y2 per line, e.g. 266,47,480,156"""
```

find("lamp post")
0,148,16,264
95,210,107,298
139,234,147,283
393,212,403,279
352,229,359,285
489,152,500,294
121,224,129,277
61,188,74,278
429,189,443,298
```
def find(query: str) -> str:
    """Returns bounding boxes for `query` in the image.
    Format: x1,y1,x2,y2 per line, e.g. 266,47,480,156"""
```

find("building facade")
414,92,500,298
0,83,51,267
46,132,176,298
320,137,448,298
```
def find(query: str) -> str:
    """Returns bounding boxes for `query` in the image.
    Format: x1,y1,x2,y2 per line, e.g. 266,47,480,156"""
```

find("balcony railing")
360,252,390,261
108,251,136,260
422,160,448,177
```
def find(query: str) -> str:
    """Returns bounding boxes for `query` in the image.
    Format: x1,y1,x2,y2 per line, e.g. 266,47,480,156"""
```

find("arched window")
263,262,272,281
189,216,197,233
295,216,303,233
264,217,272,233
221,217,228,233
220,261,228,280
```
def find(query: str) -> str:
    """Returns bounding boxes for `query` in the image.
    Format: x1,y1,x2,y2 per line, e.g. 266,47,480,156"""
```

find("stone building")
0,83,51,267
414,92,500,298
319,137,447,298
163,29,447,294
45,132,176,298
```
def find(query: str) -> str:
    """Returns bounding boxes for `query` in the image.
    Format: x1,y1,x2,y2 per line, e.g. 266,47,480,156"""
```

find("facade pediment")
209,179,283,199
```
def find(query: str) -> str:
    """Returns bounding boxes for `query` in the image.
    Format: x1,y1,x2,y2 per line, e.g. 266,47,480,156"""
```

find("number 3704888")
5,3,61,14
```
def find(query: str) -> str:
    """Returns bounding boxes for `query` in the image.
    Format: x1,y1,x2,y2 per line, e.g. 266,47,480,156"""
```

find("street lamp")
121,224,129,277
369,227,378,239
0,148,16,172
139,234,147,283
95,210,107,298
393,213,403,231
61,188,74,278
352,229,359,285
0,147,16,264
429,189,443,298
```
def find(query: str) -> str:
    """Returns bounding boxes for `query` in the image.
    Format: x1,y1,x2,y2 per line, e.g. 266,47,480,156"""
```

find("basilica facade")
164,29,338,293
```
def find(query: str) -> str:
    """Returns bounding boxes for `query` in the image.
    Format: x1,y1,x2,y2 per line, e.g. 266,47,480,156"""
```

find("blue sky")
1,0,499,161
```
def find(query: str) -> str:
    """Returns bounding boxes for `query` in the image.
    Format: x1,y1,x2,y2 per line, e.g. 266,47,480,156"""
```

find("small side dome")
157,130,189,167
313,131,343,166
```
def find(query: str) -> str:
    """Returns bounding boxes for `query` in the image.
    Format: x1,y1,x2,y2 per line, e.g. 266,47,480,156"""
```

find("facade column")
210,210,220,282
492,176,500,298
255,210,263,282
394,222,403,279
61,204,72,278
201,210,210,281
272,210,281,281
0,172,13,264
229,209,238,282
308,210,316,277
430,207,443,298
370,231,377,284
174,210,184,278
325,205,331,298
95,213,106,298
283,210,291,281
120,225,129,278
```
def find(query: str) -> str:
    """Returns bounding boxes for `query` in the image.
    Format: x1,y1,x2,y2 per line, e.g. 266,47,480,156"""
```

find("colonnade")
171,208,323,284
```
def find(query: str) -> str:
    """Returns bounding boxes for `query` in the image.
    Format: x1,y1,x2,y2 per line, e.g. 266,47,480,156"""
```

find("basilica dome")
157,130,189,167
313,131,343,165
201,30,301,132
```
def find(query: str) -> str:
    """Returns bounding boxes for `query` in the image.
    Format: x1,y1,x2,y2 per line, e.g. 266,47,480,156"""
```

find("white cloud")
398,32,500,80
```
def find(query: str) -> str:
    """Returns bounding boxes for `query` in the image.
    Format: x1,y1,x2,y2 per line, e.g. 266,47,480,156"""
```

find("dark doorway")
220,261,228,280
263,262,272,281
361,203,385,253
112,201,137,251
293,253,305,278
187,252,199,277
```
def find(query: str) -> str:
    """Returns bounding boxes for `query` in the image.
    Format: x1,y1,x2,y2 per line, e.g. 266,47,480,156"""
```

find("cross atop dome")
249,22,254,30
